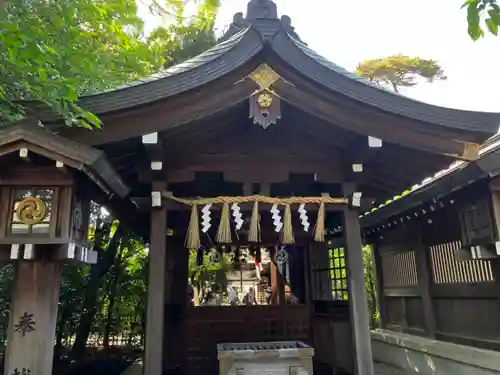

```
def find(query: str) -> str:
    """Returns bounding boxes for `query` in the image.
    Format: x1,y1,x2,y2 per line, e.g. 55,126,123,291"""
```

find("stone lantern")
0,121,128,375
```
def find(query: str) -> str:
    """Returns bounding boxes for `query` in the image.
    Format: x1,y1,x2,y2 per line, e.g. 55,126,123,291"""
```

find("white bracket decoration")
368,136,383,148
351,192,362,208
270,204,283,232
298,203,310,232
151,191,162,207
201,204,212,233
231,203,244,230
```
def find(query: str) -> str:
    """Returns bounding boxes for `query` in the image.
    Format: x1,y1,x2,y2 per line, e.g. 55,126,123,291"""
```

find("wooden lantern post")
0,175,96,375
0,122,129,375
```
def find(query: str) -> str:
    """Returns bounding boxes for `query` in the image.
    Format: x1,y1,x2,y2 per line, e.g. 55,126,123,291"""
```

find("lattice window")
329,247,348,300
381,251,418,287
430,240,494,284
311,246,348,300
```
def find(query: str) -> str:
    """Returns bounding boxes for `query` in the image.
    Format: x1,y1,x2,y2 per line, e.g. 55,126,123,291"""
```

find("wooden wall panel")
185,306,311,375
373,193,500,350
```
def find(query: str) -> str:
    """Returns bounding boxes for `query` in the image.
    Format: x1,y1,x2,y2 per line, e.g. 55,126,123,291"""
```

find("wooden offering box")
217,341,314,375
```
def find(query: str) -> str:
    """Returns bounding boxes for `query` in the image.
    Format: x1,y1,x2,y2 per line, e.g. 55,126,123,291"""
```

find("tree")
70,219,124,359
0,0,220,128
0,0,165,128
355,55,447,93
0,0,222,362
188,250,232,306
147,0,219,68
463,0,500,39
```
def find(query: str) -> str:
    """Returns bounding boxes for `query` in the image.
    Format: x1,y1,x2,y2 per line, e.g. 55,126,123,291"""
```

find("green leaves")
147,0,219,69
486,17,498,34
463,0,500,40
0,0,165,128
467,0,483,40
0,0,221,128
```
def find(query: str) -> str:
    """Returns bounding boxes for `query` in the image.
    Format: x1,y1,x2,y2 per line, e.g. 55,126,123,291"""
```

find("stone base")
372,330,500,375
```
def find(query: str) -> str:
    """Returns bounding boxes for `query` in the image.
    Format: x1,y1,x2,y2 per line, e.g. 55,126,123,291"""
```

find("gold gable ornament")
237,64,285,129
250,91,281,129
249,64,280,90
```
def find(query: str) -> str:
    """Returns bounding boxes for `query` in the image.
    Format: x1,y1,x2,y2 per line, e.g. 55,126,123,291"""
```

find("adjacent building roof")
361,133,500,229
0,121,129,198
74,0,500,136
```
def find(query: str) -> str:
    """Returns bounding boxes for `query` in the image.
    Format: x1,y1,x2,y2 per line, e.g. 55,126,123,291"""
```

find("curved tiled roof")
77,27,262,114
74,0,500,135
271,32,500,133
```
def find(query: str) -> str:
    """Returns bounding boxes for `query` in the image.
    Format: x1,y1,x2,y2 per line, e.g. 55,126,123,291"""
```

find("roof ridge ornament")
247,0,278,20
222,0,300,42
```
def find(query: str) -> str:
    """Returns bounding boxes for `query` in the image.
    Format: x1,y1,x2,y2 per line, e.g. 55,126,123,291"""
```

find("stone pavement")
375,362,411,375
121,359,410,375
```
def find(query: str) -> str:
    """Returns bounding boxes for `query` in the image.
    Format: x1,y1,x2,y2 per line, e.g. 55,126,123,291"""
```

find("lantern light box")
0,121,129,264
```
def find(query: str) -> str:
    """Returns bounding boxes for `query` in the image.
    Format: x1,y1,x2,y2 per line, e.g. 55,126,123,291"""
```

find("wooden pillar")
144,182,167,375
4,261,62,375
277,258,286,305
344,204,374,375
414,230,436,338
270,258,285,305
164,236,188,374
303,244,312,308
487,186,500,330
176,243,189,375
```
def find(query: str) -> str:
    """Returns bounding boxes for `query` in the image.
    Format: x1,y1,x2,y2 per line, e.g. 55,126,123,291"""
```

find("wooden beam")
131,197,347,213
161,107,245,147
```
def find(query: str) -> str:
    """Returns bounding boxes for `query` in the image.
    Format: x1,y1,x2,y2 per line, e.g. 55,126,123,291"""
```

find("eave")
60,22,500,141
0,121,129,198
271,32,500,137
361,134,500,229
76,27,263,116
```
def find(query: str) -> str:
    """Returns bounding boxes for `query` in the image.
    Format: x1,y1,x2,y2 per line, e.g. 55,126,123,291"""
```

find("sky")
137,0,500,113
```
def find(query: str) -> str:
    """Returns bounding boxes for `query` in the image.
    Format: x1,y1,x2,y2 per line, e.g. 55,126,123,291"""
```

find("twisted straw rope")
161,193,347,205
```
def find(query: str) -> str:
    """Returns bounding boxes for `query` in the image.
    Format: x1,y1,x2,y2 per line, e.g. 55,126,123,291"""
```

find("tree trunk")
54,305,71,360
193,283,201,306
103,241,125,350
70,223,123,360
369,274,377,328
